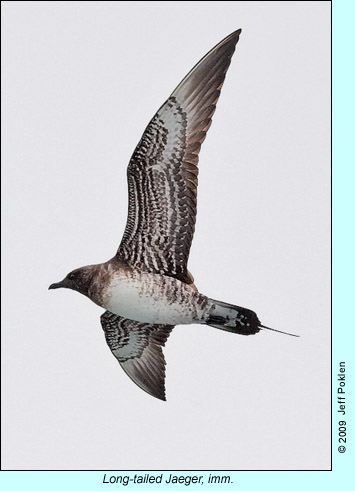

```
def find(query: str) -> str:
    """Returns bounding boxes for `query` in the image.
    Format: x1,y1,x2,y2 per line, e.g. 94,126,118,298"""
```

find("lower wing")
100,311,174,401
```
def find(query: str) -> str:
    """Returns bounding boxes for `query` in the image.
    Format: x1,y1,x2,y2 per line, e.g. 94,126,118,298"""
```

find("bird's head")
49,265,96,296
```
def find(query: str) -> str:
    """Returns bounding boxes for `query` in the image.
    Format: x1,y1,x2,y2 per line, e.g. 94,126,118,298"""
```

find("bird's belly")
103,274,206,325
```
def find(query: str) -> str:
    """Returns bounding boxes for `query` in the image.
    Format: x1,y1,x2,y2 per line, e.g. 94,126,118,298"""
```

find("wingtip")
215,29,242,51
153,391,166,402
226,28,242,41
158,389,167,402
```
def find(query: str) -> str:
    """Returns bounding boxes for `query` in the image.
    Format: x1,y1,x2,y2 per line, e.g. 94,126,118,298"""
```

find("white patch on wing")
112,330,141,360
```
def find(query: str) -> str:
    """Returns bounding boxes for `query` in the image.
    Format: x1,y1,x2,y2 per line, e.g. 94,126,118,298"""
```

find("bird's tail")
203,299,299,337
203,299,261,335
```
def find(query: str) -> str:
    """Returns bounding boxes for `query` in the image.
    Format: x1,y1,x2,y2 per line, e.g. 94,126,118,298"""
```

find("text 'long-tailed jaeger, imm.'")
50,30,296,401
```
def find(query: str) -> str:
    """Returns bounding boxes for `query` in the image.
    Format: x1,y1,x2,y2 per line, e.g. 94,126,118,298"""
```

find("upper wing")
116,30,241,283
100,311,174,401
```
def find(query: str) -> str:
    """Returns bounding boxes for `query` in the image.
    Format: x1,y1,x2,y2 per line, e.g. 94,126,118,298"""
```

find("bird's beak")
49,279,69,290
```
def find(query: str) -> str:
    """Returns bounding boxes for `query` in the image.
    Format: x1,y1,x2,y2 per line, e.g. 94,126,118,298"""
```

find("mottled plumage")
101,312,173,401
117,30,240,284
50,30,293,401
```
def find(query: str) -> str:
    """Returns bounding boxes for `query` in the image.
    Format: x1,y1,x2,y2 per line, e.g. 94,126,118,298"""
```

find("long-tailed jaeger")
50,29,296,401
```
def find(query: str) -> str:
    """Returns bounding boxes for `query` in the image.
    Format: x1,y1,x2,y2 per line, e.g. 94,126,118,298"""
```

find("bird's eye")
68,273,75,280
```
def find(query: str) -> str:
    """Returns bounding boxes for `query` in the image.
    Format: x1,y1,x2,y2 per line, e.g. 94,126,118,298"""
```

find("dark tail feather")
204,299,261,335
260,325,300,337
204,299,299,337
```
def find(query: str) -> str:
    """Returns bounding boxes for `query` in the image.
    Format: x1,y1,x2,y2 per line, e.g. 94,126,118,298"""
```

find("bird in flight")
50,29,296,401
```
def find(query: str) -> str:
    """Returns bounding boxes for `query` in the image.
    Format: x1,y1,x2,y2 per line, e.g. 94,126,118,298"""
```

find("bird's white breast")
103,271,208,325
